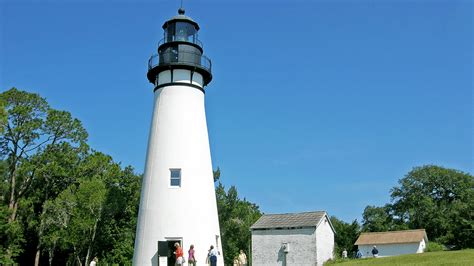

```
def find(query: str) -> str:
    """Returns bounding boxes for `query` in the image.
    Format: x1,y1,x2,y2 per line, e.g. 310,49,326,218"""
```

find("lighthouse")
133,8,223,266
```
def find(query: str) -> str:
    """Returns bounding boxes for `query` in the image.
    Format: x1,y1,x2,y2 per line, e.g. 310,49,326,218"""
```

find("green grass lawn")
324,249,474,266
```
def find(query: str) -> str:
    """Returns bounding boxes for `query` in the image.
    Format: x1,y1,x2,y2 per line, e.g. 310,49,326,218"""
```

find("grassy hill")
325,249,474,266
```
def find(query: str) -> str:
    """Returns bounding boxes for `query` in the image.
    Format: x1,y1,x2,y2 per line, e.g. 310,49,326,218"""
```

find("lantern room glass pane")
164,22,196,42
175,22,196,42
165,23,175,42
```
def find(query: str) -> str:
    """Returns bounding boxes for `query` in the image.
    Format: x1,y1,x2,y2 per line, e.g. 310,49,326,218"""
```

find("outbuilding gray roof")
355,229,428,245
251,211,327,230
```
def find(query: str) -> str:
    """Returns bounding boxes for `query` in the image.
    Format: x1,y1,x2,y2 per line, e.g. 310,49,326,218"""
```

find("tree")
330,216,360,258
37,153,140,265
0,88,86,221
0,88,141,264
0,88,87,262
71,178,107,266
0,204,24,264
1,88,48,224
214,169,262,265
0,98,7,133
361,205,407,232
27,142,88,265
390,165,474,249
40,188,76,265
94,166,141,264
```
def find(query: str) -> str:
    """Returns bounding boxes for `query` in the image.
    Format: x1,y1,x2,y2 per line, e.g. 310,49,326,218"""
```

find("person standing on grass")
238,249,247,266
342,249,348,259
372,245,379,258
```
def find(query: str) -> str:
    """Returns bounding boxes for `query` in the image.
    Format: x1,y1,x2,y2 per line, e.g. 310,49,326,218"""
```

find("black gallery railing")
148,51,212,72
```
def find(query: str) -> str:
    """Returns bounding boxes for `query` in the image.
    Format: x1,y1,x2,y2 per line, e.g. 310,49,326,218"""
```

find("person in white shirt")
342,249,348,259
208,245,218,266
90,257,98,266
238,250,247,266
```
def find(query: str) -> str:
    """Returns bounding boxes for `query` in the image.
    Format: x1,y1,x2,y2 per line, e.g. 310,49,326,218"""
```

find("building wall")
358,241,424,258
417,239,426,253
252,228,317,266
315,216,335,265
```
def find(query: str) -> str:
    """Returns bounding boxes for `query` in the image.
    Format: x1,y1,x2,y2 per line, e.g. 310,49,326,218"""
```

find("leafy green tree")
0,88,87,220
37,153,140,265
0,159,24,264
0,88,48,224
71,178,107,265
0,88,87,262
0,205,24,264
214,169,262,265
330,216,360,257
29,142,86,265
94,166,141,265
40,189,76,265
0,88,141,264
390,165,474,248
61,152,121,265
0,98,7,133
361,205,407,232
43,176,107,266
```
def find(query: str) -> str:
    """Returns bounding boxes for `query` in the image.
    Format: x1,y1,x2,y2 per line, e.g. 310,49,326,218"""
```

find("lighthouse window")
175,22,197,43
165,23,175,42
170,169,181,187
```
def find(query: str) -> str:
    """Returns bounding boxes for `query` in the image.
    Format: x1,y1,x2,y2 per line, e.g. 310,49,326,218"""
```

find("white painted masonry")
252,228,317,266
133,69,223,266
251,212,335,266
315,216,335,264
358,239,426,258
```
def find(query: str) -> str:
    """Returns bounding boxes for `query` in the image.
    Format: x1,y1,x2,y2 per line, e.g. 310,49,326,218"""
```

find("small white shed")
250,211,335,266
355,229,428,258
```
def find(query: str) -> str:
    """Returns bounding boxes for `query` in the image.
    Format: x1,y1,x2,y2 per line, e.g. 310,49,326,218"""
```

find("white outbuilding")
355,229,428,258
250,211,335,266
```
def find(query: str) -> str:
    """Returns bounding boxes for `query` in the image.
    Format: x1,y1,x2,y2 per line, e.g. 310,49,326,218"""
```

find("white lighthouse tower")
133,8,223,266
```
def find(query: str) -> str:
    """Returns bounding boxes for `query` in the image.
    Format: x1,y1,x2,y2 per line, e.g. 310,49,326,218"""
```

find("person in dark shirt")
371,245,379,257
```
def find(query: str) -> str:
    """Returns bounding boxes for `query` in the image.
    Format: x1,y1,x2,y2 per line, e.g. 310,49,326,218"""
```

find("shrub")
425,242,445,252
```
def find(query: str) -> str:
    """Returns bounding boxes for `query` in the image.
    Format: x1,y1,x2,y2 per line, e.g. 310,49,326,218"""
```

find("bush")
425,242,445,252
323,258,346,265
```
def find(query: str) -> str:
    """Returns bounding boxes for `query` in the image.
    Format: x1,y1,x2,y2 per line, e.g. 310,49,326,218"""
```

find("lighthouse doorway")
158,239,182,266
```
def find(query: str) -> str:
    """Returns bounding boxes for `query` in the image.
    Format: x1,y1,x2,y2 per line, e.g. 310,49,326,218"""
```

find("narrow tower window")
170,169,181,187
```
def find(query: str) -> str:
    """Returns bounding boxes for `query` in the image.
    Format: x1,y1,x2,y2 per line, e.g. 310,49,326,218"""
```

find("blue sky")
1,0,472,222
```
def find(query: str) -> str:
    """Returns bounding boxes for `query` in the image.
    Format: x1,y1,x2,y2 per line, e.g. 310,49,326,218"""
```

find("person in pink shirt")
188,245,196,266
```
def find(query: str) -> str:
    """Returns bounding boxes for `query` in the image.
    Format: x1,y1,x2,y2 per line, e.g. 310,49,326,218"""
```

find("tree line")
331,165,473,258
0,88,141,265
1,88,472,264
